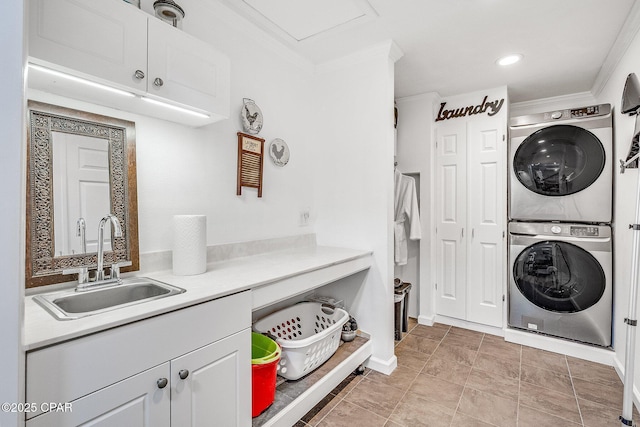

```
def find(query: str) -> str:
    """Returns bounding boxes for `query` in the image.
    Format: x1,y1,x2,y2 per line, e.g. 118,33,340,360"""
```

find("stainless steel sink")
33,277,186,320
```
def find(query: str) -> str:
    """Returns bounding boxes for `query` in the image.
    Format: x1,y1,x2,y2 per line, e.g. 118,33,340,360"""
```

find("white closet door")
435,121,467,320
466,119,505,327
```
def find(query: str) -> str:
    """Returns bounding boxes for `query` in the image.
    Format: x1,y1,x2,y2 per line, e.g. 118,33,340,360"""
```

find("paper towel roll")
172,215,207,275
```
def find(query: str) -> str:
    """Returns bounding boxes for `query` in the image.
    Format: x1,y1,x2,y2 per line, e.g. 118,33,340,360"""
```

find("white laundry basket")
253,302,349,380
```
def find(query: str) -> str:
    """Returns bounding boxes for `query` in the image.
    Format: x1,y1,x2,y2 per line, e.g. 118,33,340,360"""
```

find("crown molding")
591,0,640,98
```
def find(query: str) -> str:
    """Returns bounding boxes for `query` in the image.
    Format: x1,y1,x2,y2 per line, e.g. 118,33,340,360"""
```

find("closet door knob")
134,70,145,80
179,369,189,380
157,378,168,389
154,77,164,87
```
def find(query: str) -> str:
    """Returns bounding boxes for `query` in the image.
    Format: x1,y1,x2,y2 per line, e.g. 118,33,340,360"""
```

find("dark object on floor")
394,280,412,340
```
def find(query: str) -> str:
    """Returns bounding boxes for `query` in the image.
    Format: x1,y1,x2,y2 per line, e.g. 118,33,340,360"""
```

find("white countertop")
24,245,372,351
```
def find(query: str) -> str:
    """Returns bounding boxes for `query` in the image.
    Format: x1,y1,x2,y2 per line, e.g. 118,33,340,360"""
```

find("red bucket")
251,333,281,417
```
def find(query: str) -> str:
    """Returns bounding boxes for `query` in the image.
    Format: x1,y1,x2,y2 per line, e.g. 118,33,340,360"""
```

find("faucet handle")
62,267,90,285
110,261,132,280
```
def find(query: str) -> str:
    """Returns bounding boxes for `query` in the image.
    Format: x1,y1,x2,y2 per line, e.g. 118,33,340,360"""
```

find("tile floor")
294,319,633,427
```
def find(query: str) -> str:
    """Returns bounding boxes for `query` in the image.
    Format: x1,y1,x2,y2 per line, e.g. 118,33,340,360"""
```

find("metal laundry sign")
435,95,505,121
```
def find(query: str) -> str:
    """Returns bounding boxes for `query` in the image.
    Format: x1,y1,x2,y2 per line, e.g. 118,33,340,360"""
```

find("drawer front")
26,291,250,418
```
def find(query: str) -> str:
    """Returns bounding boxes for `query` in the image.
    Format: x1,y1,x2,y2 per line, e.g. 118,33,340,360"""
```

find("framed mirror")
26,101,139,288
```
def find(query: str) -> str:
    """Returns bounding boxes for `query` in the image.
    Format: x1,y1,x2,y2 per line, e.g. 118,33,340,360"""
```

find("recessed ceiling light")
496,54,523,66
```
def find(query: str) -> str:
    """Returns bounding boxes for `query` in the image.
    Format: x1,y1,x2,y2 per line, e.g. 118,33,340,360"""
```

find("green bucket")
251,332,281,365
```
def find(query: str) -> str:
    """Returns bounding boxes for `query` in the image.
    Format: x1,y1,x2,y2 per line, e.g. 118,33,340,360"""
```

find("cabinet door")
435,120,467,320
29,0,148,93
147,18,230,116
27,363,170,427
466,119,505,327
171,329,251,427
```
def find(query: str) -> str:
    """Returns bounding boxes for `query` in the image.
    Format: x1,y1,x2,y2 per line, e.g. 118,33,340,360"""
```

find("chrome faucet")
96,214,123,281
62,214,131,291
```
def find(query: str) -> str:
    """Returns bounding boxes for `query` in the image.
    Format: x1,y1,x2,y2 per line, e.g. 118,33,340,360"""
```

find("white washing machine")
509,104,612,223
508,221,612,347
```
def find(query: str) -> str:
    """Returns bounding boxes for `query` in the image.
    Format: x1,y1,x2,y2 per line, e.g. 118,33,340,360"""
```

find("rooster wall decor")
241,98,263,134
269,138,290,167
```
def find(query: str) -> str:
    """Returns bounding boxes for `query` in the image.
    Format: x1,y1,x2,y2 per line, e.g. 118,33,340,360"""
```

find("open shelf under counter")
253,336,371,427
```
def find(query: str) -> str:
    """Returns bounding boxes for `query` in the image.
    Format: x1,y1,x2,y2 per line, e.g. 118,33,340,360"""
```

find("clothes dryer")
508,221,612,347
509,104,612,222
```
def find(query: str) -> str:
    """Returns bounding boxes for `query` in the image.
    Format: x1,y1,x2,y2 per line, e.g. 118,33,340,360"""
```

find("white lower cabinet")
171,330,251,427
27,363,171,427
26,291,251,426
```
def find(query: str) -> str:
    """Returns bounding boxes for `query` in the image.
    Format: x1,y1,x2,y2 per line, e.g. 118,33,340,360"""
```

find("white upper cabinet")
29,0,148,93
146,18,230,115
28,0,230,126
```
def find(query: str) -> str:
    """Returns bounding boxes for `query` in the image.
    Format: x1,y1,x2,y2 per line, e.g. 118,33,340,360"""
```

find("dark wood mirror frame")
26,100,139,288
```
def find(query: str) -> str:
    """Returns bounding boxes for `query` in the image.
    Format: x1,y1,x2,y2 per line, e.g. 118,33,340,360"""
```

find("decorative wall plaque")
237,132,265,197
435,95,505,121
241,98,263,134
269,138,290,167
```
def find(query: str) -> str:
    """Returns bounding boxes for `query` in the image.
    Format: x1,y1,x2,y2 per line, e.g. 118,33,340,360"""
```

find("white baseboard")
417,314,435,326
365,354,397,375
503,328,615,366
434,315,504,337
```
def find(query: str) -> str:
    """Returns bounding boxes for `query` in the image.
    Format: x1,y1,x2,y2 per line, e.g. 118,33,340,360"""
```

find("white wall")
595,24,640,404
0,2,25,426
31,0,318,255
394,92,438,322
312,42,400,372
27,1,399,375
137,0,318,251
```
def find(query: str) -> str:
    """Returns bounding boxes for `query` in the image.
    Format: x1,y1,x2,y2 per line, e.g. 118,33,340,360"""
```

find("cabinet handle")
461,228,464,239
154,77,164,87
157,378,168,389
134,70,145,80
179,369,189,380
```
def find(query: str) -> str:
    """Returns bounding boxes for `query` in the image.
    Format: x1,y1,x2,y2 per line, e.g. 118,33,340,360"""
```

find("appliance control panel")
570,105,601,118
510,103,611,127
570,226,599,237
509,222,611,239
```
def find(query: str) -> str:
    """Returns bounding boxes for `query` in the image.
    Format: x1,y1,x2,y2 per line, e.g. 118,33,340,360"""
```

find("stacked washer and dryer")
508,104,613,347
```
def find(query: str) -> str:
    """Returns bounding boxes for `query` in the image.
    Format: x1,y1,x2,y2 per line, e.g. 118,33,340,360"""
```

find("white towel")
394,169,421,265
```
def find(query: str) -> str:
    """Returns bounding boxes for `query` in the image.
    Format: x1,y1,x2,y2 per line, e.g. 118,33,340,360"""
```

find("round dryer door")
513,125,606,196
513,240,605,313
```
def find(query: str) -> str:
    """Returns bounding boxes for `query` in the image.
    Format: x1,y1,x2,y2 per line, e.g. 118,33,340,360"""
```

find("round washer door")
513,240,605,313
513,125,605,196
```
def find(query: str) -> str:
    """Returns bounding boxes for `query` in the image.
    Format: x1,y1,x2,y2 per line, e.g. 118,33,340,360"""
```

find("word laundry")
435,96,504,121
